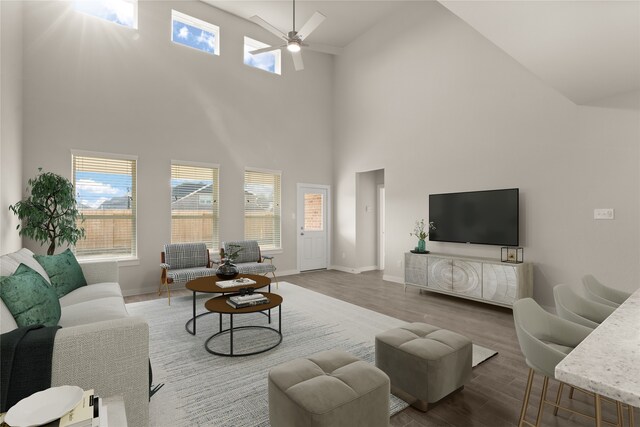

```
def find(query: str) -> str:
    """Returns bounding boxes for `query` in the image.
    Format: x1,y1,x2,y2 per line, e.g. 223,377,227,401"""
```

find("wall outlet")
594,208,615,220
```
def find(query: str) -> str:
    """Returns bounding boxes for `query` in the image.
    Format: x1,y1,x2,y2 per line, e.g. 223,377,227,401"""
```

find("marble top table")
555,287,640,407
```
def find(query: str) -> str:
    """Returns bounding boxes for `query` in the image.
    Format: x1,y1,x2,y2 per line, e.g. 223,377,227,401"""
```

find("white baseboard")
330,265,361,274
383,274,404,284
359,265,379,272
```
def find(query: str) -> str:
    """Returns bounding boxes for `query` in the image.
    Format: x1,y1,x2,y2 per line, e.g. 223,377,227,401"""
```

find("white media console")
404,252,533,308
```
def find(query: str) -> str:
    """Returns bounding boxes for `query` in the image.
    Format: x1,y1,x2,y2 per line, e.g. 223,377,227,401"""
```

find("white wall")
0,1,23,254
20,1,333,295
333,2,640,306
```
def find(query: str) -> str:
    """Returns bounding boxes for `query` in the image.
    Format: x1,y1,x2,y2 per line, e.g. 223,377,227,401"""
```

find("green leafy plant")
9,168,85,255
410,219,436,241
224,244,243,262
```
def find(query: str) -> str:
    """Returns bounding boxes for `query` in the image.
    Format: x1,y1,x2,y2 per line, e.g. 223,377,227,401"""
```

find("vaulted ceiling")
204,1,640,105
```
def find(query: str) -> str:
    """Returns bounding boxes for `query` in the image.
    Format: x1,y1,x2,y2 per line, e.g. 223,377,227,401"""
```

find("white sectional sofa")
0,248,149,426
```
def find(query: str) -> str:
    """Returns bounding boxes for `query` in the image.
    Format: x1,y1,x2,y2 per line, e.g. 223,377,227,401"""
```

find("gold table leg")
595,394,603,427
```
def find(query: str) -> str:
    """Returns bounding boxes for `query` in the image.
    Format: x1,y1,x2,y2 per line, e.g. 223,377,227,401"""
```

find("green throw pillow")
0,264,61,327
34,249,87,298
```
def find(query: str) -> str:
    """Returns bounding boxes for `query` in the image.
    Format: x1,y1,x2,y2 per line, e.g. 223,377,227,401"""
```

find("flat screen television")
429,188,519,246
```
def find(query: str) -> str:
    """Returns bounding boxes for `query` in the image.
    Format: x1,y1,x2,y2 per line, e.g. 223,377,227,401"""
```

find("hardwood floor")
126,270,636,427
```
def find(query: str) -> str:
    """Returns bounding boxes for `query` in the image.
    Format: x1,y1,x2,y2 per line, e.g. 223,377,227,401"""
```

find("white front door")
297,184,329,271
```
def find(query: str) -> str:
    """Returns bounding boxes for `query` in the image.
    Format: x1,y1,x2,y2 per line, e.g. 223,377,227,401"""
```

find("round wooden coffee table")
185,274,271,335
204,292,283,357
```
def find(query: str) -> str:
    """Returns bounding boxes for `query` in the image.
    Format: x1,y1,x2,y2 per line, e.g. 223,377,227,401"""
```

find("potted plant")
9,168,85,255
410,219,436,253
216,244,243,279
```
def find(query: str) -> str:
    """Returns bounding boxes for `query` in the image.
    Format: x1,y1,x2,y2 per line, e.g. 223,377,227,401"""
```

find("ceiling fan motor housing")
287,31,301,42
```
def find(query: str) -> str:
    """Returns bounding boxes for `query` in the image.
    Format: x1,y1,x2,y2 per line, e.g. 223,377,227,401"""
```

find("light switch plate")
594,209,615,220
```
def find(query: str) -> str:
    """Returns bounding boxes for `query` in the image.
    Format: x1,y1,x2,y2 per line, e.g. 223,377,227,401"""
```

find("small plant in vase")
216,244,243,279
410,219,435,253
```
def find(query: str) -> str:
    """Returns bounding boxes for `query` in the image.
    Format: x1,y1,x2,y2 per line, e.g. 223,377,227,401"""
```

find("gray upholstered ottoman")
268,349,390,427
375,322,472,411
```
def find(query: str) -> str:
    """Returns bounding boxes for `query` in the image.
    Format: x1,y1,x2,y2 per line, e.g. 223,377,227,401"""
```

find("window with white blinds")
171,163,219,249
72,152,137,260
244,168,281,250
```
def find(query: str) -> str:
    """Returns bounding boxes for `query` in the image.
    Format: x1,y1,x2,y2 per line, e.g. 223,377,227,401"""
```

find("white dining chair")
582,274,631,307
512,298,623,427
553,284,615,329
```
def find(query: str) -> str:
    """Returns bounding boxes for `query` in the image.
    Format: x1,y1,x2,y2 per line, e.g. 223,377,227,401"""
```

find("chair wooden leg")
272,272,279,289
167,283,171,306
554,382,565,416
535,376,549,427
519,368,535,427
158,280,163,296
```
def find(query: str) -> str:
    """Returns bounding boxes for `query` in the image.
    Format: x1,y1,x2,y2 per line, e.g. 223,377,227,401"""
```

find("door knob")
300,232,305,236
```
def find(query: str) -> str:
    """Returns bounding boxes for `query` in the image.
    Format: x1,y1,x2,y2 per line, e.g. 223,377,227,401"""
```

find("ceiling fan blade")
250,45,285,55
304,43,343,56
297,11,326,41
292,51,304,71
250,15,288,40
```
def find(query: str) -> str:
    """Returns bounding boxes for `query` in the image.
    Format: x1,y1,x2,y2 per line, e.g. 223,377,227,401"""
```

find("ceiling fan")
249,0,342,71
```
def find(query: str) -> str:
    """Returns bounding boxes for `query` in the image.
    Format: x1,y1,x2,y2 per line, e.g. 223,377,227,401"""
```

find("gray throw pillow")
34,249,87,298
0,264,61,327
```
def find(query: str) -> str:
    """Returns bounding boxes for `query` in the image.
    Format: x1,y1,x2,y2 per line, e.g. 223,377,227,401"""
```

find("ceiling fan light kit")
287,41,301,53
249,0,341,71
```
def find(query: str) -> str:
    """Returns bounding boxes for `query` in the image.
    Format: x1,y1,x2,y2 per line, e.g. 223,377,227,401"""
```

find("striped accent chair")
221,240,279,288
160,242,213,304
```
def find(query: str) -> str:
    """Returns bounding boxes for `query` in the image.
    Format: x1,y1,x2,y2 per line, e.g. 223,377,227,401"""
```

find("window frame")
74,0,138,30
244,167,282,251
71,150,138,263
243,36,282,75
170,160,221,250
171,10,220,56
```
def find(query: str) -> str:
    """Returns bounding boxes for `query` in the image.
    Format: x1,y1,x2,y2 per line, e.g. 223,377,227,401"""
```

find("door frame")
296,183,331,272
377,184,385,270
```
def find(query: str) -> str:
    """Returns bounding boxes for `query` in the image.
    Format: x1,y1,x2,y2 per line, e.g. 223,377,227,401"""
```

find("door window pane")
304,193,323,231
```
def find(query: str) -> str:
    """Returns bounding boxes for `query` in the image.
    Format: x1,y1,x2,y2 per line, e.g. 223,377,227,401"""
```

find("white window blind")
244,169,281,250
72,153,137,260
171,163,219,249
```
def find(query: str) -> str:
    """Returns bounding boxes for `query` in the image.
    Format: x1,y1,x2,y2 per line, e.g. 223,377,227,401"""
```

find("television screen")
429,188,519,246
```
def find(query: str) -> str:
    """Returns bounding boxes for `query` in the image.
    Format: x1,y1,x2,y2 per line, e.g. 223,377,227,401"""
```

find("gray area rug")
127,282,497,426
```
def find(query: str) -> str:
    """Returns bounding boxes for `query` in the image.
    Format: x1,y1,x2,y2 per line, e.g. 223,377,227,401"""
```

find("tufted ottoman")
268,349,390,427
375,322,472,411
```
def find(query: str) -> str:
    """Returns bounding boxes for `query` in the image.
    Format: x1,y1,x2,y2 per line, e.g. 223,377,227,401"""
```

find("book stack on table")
0,389,112,427
57,389,106,427
227,294,269,309
217,278,257,289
